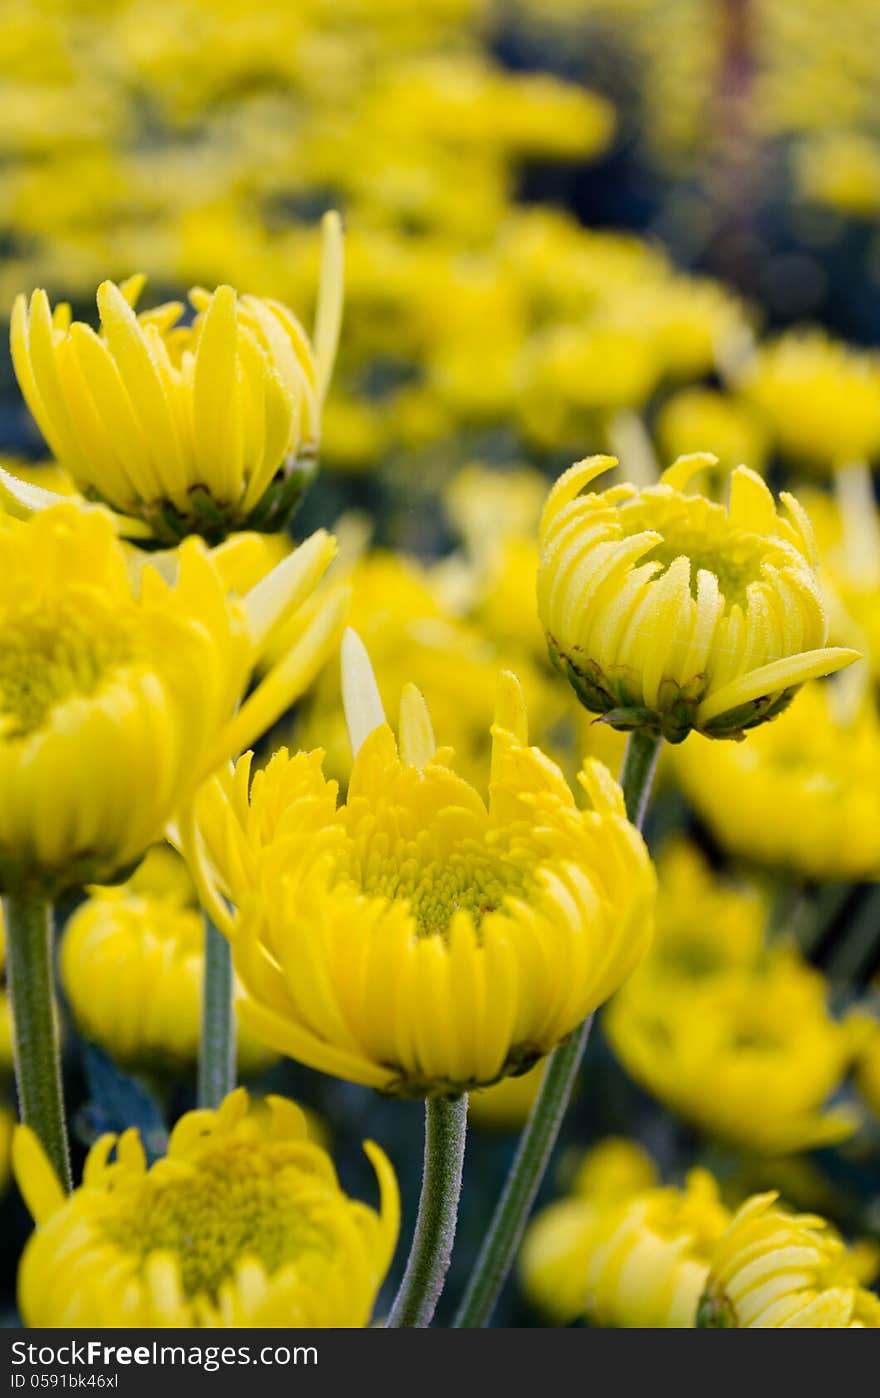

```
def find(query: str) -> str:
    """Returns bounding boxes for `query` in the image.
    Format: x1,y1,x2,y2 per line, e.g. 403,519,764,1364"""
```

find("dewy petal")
341,626,387,759
242,530,336,652
697,647,861,724
398,683,436,770
0,464,152,537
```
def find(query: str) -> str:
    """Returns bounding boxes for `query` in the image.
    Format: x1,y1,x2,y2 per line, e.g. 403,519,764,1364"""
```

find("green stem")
198,918,236,1109
453,728,662,1328
386,1094,468,1328
3,894,71,1193
619,727,663,827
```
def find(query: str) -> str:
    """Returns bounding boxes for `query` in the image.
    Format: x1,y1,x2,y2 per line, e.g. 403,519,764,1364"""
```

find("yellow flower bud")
9,213,343,543
60,847,276,1075
522,1156,730,1328
13,1088,398,1327
699,1194,880,1328
537,453,858,742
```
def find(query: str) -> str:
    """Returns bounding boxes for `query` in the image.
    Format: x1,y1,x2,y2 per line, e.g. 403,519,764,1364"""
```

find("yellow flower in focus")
675,683,880,880
656,388,769,475
10,213,343,543
606,949,859,1155
519,1137,658,1322
0,503,341,896
523,1153,730,1328
60,847,276,1075
699,1194,880,1328
740,331,880,471
14,1088,398,1327
538,454,858,742
192,637,655,1097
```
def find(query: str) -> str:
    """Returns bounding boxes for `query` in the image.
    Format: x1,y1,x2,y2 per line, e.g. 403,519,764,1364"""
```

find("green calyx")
548,638,799,744
696,1288,737,1328
88,450,318,547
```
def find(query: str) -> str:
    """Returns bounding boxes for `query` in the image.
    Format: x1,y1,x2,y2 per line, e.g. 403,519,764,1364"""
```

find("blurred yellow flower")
519,1137,658,1322
0,503,341,896
0,1103,13,1196
699,1193,880,1328
639,840,766,981
14,1088,398,1327
675,682,880,880
656,388,769,475
192,638,654,1097
606,948,859,1155
468,1060,547,1132
523,1153,730,1328
740,331,880,471
538,453,857,742
10,212,342,543
796,131,880,218
60,846,276,1075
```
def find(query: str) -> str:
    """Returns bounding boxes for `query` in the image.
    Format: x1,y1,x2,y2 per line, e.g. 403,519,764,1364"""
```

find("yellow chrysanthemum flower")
523,1155,731,1328
191,635,655,1097
537,453,858,742
60,847,276,1074
9,213,343,543
739,331,880,472
675,682,880,880
606,948,859,1155
519,1137,658,1322
13,1088,398,1328
699,1194,880,1328
0,503,342,896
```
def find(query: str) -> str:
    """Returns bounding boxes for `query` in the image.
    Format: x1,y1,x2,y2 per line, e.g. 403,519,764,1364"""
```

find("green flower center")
0,601,136,738
620,494,786,605
350,837,528,938
100,1141,330,1302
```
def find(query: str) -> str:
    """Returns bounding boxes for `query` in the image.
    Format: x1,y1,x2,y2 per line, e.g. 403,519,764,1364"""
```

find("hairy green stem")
386,1094,468,1328
453,728,663,1328
198,918,237,1109
3,894,71,1193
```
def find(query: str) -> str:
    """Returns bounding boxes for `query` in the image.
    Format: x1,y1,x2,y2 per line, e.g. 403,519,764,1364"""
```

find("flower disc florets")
13,1089,398,1327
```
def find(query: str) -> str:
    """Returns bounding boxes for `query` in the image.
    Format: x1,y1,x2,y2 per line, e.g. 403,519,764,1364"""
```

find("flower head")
606,947,860,1155
740,331,880,471
0,503,342,896
14,1088,398,1327
0,915,12,1074
10,213,343,544
699,1194,880,1328
537,453,858,742
191,632,654,1097
675,682,880,880
60,846,276,1074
